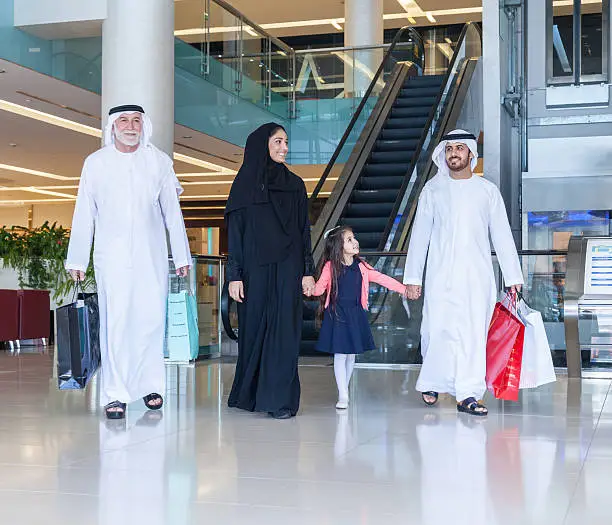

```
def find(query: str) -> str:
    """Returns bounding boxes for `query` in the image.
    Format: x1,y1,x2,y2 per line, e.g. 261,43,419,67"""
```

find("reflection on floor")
1,350,611,524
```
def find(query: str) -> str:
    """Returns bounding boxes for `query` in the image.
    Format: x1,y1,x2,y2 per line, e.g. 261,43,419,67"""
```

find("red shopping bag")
486,292,525,401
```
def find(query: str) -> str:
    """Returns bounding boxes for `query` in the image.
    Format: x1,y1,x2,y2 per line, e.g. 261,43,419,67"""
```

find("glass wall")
547,0,609,84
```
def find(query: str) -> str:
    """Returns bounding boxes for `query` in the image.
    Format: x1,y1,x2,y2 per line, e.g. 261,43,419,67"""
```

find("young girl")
309,226,408,409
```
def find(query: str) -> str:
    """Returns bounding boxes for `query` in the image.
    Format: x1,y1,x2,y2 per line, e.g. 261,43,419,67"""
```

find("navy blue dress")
316,260,376,355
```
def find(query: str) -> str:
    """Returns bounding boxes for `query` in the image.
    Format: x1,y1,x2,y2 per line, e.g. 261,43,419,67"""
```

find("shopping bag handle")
501,289,519,314
221,281,238,341
176,275,194,295
71,279,85,303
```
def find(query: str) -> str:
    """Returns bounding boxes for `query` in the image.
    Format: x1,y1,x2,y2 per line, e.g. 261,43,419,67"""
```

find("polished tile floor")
1,350,612,524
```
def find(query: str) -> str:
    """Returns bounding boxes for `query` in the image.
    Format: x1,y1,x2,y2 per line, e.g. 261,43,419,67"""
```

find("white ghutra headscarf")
103,104,183,196
431,129,478,178
103,104,154,148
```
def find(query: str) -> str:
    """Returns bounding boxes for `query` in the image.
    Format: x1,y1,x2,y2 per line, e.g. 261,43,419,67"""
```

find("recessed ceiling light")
0,70,6,74
182,135,193,139
9,143,17,147
0,99,234,174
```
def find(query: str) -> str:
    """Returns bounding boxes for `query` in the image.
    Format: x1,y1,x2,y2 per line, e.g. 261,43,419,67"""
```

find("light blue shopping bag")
165,279,199,362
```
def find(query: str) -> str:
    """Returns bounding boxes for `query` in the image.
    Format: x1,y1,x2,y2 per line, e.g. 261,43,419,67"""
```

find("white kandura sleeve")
403,188,434,286
489,188,524,286
159,167,191,269
66,160,96,272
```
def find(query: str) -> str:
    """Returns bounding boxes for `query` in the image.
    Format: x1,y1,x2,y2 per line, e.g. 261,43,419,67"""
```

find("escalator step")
302,320,320,339
404,75,445,87
356,232,383,250
390,106,432,118
375,139,420,152
344,201,395,218
364,163,411,176
351,189,399,203
385,116,429,129
358,175,404,190
399,87,441,98
394,96,437,108
300,340,320,354
370,150,415,164
341,216,390,233
380,128,423,140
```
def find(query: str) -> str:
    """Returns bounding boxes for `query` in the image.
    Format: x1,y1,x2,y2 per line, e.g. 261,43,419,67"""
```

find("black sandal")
457,397,488,416
144,393,163,410
105,400,126,420
422,391,439,406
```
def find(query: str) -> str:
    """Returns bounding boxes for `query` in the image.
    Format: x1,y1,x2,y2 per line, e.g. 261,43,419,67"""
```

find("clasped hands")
229,276,316,303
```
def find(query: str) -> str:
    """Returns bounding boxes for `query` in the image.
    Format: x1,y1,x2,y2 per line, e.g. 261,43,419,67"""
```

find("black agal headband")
109,104,145,116
441,132,476,142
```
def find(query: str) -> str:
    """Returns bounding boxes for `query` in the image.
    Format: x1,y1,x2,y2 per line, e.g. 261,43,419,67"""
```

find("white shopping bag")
517,299,556,389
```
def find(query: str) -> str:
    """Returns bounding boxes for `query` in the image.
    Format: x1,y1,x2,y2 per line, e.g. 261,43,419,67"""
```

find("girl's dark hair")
317,225,354,312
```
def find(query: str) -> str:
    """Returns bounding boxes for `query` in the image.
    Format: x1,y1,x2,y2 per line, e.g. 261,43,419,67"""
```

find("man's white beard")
115,130,141,147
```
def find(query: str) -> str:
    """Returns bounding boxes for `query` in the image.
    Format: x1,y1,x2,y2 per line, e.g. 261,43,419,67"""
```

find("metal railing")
177,2,425,119
309,26,424,200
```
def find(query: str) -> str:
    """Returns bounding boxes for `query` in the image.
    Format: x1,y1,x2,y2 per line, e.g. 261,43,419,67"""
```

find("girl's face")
342,230,359,256
268,128,289,163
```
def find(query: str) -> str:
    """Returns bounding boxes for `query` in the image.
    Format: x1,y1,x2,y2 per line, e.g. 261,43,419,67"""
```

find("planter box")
17,289,50,340
0,290,19,341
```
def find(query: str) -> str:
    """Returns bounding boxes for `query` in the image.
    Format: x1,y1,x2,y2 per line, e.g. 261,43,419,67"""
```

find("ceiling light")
0,198,74,205
180,190,332,200
173,152,237,173
426,12,436,23
0,98,101,138
244,26,258,37
9,143,17,147
2,187,77,199
0,163,80,181
408,17,417,24
331,20,343,31
0,185,79,190
177,170,236,178
0,99,234,174
176,6,485,38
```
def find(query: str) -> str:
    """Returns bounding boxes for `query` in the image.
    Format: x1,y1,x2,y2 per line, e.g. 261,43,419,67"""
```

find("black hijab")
225,123,304,265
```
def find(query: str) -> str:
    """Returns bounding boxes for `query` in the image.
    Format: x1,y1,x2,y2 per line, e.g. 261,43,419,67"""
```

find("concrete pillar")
482,0,502,188
102,0,174,155
344,0,384,97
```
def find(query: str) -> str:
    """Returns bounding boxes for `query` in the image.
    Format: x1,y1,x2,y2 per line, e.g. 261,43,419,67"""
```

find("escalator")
341,74,445,250
300,23,483,354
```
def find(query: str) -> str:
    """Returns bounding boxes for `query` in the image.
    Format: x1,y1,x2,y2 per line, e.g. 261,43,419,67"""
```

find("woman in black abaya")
225,123,315,419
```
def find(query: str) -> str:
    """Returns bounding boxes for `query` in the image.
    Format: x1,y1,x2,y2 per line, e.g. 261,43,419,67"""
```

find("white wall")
14,0,107,27
0,206,28,227
0,203,74,228
32,203,75,228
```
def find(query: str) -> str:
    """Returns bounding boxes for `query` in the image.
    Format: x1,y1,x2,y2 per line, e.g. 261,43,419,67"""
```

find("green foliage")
0,222,95,301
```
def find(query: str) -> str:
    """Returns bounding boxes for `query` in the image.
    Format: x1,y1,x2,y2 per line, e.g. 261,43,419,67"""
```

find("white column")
482,0,502,187
344,0,384,97
102,0,174,155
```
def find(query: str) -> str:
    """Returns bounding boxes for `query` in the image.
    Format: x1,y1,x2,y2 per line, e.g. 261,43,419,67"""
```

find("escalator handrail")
309,25,425,202
378,21,482,252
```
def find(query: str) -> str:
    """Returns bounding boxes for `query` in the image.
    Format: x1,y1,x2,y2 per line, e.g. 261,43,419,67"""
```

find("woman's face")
268,129,289,163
